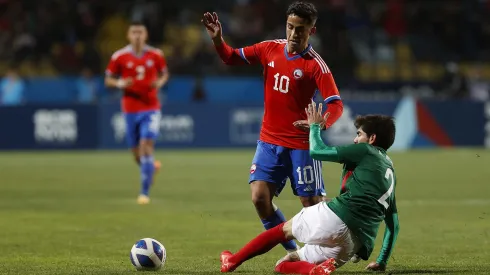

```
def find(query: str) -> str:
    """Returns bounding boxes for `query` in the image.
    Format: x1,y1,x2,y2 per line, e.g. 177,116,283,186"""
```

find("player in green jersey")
219,101,399,275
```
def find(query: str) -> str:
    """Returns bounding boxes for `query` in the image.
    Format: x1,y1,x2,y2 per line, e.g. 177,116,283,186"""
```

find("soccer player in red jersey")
105,21,169,205
217,104,399,275
202,1,343,253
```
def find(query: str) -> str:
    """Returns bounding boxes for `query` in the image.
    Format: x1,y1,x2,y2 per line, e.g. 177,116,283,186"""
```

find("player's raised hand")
201,12,222,40
365,262,386,272
293,120,310,132
306,100,329,128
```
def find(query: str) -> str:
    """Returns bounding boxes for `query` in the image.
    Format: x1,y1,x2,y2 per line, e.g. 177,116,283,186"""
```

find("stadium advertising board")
98,103,234,149
0,99,486,150
0,105,98,150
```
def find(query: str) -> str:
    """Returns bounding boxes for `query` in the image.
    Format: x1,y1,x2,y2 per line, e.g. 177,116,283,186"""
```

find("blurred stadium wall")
0,0,489,150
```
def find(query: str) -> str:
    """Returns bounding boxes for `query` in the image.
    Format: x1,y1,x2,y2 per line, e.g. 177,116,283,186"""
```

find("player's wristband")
116,79,125,89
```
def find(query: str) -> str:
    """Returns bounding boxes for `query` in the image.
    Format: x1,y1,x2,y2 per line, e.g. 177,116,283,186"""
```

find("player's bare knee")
250,181,276,218
251,192,271,211
299,196,322,207
251,192,273,218
251,181,271,205
282,219,294,240
139,140,154,156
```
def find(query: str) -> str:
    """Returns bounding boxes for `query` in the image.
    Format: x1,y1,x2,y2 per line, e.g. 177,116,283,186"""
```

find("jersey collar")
284,44,312,61
128,45,149,58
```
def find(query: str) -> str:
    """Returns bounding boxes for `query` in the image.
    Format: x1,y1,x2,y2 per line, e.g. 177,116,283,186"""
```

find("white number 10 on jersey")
273,73,290,93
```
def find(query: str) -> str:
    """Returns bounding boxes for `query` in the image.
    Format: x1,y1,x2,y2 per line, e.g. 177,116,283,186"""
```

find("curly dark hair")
286,1,318,25
354,115,396,151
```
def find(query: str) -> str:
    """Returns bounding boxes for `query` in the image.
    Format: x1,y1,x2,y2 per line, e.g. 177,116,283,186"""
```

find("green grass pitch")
0,149,489,275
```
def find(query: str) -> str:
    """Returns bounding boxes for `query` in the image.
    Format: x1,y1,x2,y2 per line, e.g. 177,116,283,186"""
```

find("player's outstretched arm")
152,70,169,89
309,123,341,162
293,100,343,132
294,65,344,132
368,202,400,271
307,101,342,162
104,75,133,89
201,12,259,65
152,52,170,89
315,70,344,130
105,56,133,89
307,101,368,164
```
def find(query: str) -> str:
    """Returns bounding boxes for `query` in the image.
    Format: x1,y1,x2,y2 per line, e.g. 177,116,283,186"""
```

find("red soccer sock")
274,261,316,274
229,222,287,265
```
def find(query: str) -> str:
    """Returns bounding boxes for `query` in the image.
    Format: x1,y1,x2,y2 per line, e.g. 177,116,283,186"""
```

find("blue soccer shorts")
249,140,326,197
124,110,161,148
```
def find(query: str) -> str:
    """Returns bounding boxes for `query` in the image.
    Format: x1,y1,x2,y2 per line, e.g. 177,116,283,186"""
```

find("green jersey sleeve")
309,124,369,164
376,196,400,266
335,143,369,164
309,123,341,162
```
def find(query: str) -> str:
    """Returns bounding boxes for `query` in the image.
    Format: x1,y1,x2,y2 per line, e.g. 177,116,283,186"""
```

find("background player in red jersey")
202,1,343,253
105,21,169,205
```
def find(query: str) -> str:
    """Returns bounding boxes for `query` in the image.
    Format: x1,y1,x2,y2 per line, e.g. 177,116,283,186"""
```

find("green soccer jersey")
309,124,399,264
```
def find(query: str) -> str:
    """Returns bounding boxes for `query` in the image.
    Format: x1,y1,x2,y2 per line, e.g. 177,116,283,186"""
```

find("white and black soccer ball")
130,238,166,271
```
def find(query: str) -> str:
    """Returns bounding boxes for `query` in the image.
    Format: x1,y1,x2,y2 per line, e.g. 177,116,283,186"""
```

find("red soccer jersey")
236,39,341,149
106,45,167,113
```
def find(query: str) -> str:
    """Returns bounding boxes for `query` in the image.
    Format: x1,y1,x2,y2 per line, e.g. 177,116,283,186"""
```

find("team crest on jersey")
293,69,303,79
146,59,154,67
127,62,134,68
250,164,257,174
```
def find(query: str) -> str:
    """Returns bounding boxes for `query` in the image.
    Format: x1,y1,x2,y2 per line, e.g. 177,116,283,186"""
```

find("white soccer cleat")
137,194,150,205
350,254,361,263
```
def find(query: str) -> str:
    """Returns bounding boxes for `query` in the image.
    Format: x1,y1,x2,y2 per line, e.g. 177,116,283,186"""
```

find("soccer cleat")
137,194,150,205
350,254,361,263
220,250,237,272
309,258,337,275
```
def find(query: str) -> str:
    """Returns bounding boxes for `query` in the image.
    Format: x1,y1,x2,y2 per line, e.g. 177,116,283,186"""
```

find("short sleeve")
106,54,121,76
237,41,271,65
335,143,369,164
313,59,341,103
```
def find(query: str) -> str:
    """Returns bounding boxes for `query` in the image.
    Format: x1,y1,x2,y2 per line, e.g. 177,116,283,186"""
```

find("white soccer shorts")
291,202,361,267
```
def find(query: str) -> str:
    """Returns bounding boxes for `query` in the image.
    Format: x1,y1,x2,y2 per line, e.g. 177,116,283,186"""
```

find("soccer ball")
130,238,166,271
